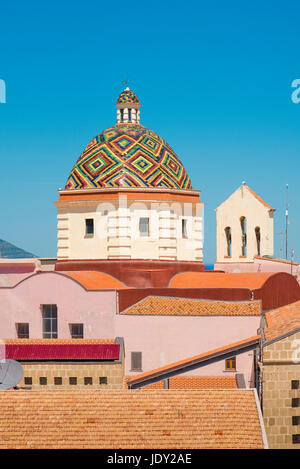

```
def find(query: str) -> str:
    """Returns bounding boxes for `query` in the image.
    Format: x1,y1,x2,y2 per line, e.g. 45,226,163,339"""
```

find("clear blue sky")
0,0,299,263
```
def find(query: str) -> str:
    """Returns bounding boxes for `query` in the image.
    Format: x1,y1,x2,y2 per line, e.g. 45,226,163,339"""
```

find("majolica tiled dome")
65,124,192,190
116,89,140,104
65,89,193,190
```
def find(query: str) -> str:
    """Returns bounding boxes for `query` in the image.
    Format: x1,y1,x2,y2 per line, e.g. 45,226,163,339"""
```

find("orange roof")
0,390,265,448
255,256,299,266
121,296,261,316
4,338,115,345
60,271,127,290
169,272,275,289
127,335,260,387
264,300,300,342
245,185,274,210
125,375,238,390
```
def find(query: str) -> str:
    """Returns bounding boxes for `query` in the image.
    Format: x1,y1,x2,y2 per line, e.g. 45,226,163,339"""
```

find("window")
99,377,107,385
69,323,84,339
293,434,300,444
54,377,62,385
292,380,300,389
240,217,247,256
85,218,94,236
128,108,132,122
292,416,300,426
69,377,77,385
292,398,300,407
120,109,124,123
16,323,29,338
40,377,47,385
255,227,261,256
24,377,32,385
131,351,142,371
41,304,57,338
84,377,93,385
182,219,188,238
139,217,149,236
224,227,232,257
225,357,236,371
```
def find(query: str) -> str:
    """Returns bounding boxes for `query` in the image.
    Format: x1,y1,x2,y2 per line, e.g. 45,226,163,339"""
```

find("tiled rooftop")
264,300,300,342
0,390,265,448
169,272,275,289
2,339,119,360
120,296,261,316
125,375,238,389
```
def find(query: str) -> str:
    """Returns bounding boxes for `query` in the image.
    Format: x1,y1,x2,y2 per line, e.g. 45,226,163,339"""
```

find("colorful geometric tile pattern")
65,124,193,190
116,89,140,104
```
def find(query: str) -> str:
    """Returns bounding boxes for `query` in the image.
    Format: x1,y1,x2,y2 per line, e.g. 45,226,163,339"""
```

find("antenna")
277,231,283,259
0,359,24,390
286,183,289,260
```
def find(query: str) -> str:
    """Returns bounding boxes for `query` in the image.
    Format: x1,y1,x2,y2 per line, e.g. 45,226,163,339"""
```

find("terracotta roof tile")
125,375,237,389
4,338,115,345
121,296,261,316
264,300,300,342
169,272,275,289
0,390,265,448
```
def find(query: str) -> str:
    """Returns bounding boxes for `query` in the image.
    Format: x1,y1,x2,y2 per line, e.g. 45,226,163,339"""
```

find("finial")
242,181,246,186
122,73,132,89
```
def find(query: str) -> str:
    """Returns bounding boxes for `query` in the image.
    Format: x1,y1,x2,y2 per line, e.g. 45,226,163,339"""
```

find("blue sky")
0,0,299,263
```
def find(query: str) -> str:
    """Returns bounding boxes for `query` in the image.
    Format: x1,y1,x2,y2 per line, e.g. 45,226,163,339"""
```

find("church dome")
65,88,193,190
116,89,140,105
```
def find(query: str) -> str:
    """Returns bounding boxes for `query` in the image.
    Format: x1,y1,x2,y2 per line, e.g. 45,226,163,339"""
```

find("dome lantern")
116,87,141,124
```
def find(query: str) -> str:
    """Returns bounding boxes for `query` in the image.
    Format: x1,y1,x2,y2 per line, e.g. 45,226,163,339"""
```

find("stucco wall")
216,185,274,263
0,272,117,338
57,197,203,262
116,314,260,386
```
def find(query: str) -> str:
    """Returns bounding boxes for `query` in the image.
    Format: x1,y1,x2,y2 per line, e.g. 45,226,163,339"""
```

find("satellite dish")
0,360,24,390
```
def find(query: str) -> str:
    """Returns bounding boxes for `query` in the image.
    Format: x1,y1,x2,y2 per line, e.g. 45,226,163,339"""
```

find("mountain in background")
0,239,37,258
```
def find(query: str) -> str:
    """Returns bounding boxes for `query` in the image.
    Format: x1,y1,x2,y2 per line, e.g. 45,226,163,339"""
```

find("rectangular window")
99,377,107,385
85,218,94,235
40,377,47,385
41,304,57,338
24,377,32,385
54,377,62,385
225,357,236,371
292,380,300,389
84,377,93,385
182,219,188,238
292,416,300,426
292,398,300,408
69,377,77,385
69,323,84,339
139,217,149,236
16,323,29,338
293,434,300,444
131,351,142,371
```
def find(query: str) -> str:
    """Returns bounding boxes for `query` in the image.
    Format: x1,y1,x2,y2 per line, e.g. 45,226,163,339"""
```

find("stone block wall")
17,361,124,390
263,332,300,449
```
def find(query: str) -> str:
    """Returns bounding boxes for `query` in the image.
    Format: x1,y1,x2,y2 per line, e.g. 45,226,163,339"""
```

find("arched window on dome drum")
255,226,261,256
224,226,232,257
240,217,247,256
128,109,132,122
120,109,124,123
